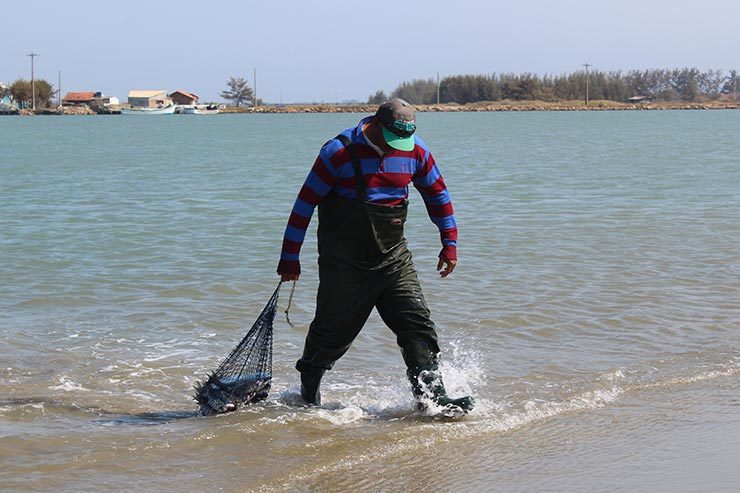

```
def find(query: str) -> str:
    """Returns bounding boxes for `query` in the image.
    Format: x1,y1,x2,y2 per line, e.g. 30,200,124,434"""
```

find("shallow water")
1,111,739,492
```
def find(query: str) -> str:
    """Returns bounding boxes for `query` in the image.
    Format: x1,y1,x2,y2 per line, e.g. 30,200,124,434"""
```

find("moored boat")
182,104,220,115
121,104,176,115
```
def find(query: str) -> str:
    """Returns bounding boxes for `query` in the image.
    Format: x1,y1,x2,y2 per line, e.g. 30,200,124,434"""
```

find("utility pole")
27,51,39,110
582,62,591,107
253,67,257,108
58,69,62,107
436,72,440,105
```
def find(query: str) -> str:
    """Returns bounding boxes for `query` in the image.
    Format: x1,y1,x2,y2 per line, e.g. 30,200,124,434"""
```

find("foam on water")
253,361,738,492
48,376,89,393
256,340,487,425
265,385,413,426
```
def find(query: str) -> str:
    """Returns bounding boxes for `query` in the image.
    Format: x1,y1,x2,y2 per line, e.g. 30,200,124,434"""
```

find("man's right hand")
281,273,300,282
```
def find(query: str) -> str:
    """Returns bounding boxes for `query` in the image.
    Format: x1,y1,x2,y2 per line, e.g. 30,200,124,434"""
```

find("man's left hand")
437,258,457,278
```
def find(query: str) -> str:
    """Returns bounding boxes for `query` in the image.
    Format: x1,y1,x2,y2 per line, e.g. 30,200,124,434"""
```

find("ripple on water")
2,112,740,491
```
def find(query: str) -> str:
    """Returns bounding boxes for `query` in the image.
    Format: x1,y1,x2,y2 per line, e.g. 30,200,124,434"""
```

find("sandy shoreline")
8,99,739,116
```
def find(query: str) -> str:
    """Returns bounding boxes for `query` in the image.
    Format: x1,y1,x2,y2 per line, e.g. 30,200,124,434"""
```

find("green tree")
722,70,738,100
675,68,700,101
499,74,523,100
391,79,437,104
367,90,387,104
604,71,628,101
699,69,723,98
221,76,254,107
10,79,32,108
34,80,55,107
518,73,541,100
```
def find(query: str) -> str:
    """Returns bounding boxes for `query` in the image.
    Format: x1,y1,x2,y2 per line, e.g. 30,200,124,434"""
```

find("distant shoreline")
7,99,739,116
225,100,740,113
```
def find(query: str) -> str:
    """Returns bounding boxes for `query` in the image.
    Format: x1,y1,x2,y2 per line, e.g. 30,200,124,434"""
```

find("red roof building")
169,90,199,105
63,92,96,105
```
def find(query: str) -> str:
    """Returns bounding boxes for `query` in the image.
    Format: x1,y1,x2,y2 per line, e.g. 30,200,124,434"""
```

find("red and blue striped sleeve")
412,150,458,261
277,144,339,275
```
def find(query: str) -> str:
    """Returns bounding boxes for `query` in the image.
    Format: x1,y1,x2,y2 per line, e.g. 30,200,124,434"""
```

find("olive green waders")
296,135,473,413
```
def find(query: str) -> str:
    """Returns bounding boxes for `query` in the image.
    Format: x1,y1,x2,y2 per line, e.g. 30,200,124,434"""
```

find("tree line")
369,68,740,104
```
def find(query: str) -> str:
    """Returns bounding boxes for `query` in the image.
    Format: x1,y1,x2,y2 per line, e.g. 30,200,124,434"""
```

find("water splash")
48,376,89,392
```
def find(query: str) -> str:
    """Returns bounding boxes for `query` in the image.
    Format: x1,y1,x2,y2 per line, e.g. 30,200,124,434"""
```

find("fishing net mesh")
194,284,280,415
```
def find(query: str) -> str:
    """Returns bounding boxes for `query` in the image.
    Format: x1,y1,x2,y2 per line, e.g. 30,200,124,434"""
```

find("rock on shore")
58,105,96,115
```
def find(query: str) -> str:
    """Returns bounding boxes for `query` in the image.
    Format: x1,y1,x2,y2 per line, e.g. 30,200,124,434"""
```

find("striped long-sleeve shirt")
277,116,458,275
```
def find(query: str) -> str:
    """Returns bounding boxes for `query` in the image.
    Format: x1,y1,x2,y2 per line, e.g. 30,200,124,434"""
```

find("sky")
4,0,739,104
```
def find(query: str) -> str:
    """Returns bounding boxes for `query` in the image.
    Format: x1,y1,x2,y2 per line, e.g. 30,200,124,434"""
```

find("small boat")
182,104,220,115
0,105,19,115
121,104,176,115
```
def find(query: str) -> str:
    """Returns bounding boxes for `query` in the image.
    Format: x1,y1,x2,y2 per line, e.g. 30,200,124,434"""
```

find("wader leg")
376,258,474,413
300,368,325,406
296,255,385,403
375,259,440,371
407,365,475,413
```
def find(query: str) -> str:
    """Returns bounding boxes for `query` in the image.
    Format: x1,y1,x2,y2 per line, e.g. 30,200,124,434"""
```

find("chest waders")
297,134,474,414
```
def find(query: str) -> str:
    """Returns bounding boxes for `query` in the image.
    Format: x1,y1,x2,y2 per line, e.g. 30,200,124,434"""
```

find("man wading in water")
277,99,473,414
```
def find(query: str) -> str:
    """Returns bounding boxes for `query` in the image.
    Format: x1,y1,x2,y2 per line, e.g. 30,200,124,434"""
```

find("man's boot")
408,367,474,414
300,369,325,406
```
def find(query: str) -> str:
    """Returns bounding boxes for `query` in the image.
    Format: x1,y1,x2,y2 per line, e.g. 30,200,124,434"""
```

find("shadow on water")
94,409,199,426
0,397,198,426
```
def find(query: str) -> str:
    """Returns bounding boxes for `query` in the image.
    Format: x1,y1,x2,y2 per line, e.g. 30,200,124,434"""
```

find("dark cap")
375,98,417,151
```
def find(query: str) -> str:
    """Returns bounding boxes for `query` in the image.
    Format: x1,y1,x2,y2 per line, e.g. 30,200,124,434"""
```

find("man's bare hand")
437,258,457,278
280,273,300,282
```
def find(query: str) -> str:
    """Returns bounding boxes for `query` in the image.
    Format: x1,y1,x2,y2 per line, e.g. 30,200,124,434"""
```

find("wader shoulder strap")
335,134,366,200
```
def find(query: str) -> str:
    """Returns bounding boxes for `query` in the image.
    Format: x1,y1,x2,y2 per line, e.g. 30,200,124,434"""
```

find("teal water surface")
1,111,739,492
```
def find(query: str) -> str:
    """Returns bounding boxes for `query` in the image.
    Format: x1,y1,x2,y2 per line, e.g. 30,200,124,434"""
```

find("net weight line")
284,279,296,327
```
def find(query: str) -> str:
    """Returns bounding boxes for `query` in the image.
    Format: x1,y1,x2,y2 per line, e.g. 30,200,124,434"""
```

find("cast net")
194,283,280,416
